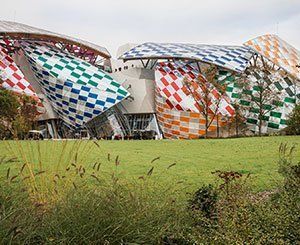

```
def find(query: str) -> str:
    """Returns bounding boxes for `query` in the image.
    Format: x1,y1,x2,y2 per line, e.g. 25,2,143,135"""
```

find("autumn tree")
184,65,229,138
0,87,39,139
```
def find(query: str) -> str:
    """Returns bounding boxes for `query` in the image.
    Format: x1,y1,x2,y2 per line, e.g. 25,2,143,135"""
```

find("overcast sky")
1,0,299,57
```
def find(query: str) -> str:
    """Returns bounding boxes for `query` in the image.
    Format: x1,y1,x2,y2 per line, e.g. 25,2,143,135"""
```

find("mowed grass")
0,136,299,192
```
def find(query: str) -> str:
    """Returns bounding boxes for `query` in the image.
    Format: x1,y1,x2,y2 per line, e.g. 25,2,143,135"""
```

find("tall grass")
0,140,191,244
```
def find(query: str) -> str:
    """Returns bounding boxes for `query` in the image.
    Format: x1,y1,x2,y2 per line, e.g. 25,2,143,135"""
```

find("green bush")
286,104,300,135
188,184,218,219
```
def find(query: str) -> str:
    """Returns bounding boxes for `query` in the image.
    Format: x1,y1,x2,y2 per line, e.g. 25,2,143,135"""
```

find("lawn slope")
0,136,299,191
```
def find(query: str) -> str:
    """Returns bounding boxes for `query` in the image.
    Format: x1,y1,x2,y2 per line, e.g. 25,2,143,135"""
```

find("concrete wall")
112,68,156,114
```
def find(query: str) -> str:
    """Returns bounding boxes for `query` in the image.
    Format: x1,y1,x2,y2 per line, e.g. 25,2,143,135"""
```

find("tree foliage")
0,88,39,139
286,104,300,135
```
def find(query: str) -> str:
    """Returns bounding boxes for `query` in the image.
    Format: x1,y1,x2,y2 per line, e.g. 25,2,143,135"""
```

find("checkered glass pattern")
21,42,129,128
217,69,300,133
155,61,235,117
244,35,300,80
121,43,253,73
155,90,224,139
0,45,44,111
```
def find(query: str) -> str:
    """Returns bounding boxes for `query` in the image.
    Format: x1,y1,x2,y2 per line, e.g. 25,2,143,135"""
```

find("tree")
286,104,300,135
231,103,247,137
13,95,39,139
183,65,229,138
0,88,19,138
0,87,39,139
227,75,249,137
243,68,282,136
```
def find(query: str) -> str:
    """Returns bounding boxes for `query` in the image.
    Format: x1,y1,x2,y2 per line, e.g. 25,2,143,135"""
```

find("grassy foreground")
1,136,299,191
0,136,299,244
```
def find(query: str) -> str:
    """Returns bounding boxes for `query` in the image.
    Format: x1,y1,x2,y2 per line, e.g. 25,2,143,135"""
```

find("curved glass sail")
244,34,300,80
21,42,129,128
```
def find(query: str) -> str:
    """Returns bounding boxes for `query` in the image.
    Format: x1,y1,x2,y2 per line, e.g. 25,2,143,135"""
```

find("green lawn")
0,136,299,192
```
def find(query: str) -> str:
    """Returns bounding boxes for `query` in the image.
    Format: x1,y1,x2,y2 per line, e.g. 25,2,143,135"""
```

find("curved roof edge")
244,34,300,80
119,42,253,73
0,20,111,59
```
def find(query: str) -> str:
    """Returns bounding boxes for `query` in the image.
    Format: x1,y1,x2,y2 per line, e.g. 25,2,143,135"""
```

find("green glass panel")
50,71,59,78
280,119,287,125
268,122,279,129
71,72,80,78
284,97,296,103
226,87,233,92
77,66,85,72
111,81,120,88
93,74,103,80
247,118,257,124
54,64,64,70
65,65,75,71
117,89,128,96
270,111,281,118
232,93,240,98
82,73,92,79
43,63,52,70
38,56,47,62
88,81,97,87
240,100,250,106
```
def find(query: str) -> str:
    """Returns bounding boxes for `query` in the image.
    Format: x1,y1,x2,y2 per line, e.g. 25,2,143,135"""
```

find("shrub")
189,147,300,244
286,104,300,135
278,143,300,191
188,184,218,219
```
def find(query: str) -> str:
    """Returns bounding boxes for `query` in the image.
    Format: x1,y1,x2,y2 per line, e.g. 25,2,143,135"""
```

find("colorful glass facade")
121,42,253,73
0,45,44,112
244,34,300,80
21,42,129,128
218,69,299,133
